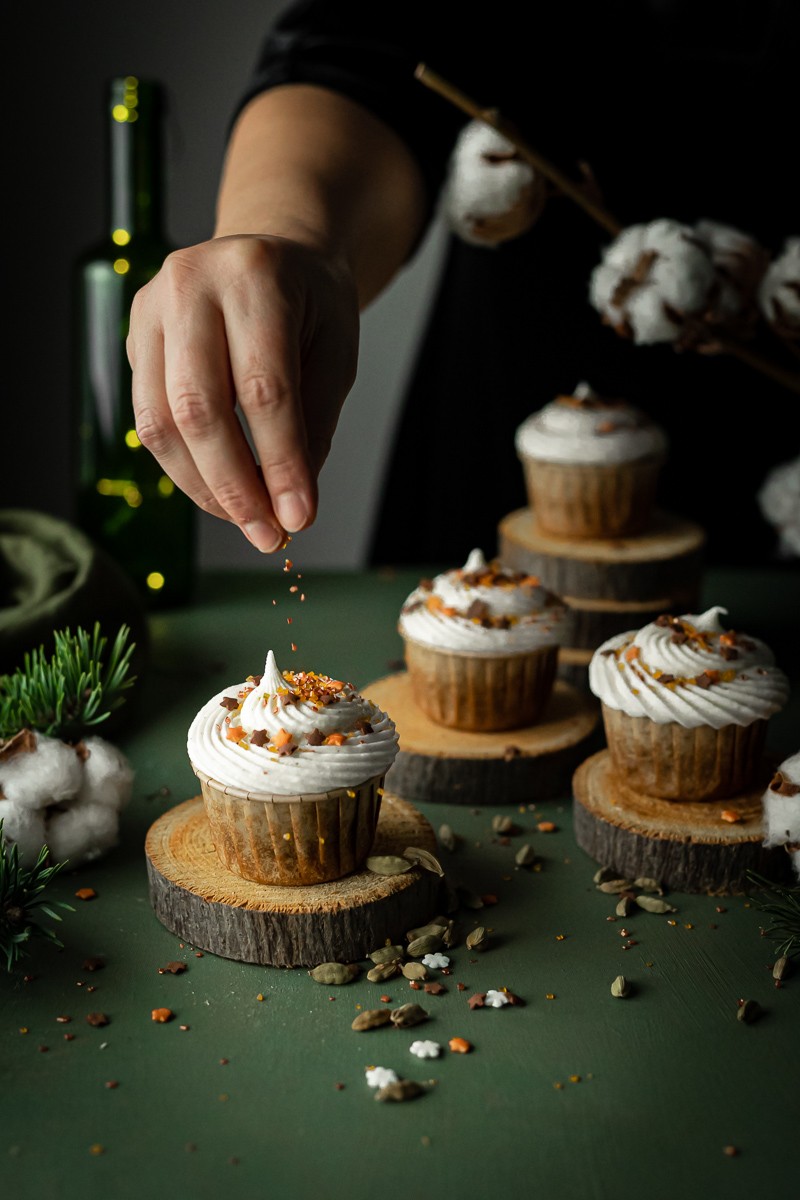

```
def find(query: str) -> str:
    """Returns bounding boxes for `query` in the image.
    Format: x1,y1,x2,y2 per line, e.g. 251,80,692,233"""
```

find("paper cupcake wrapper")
403,639,557,731
191,767,384,886
520,454,663,538
601,706,767,801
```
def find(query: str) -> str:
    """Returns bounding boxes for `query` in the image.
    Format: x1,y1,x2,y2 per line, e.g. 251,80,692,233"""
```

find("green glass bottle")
74,75,195,608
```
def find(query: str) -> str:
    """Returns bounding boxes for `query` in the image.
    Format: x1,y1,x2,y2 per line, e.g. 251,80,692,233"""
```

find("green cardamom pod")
635,895,677,914
401,961,428,981
515,844,537,867
365,855,413,876
351,1008,393,1031
438,824,457,852
611,975,630,998
633,876,664,894
407,934,443,958
367,962,401,983
308,962,360,985
465,926,487,951
389,1003,429,1028
375,1079,425,1102
597,879,635,894
737,999,762,1024
492,815,514,834
369,944,404,965
403,846,445,876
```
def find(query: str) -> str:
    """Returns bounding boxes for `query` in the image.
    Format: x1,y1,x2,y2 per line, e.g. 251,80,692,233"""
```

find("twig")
416,62,800,395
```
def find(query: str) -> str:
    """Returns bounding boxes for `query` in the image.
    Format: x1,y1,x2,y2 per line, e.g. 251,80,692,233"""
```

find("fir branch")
0,622,136,742
746,869,800,960
0,820,73,971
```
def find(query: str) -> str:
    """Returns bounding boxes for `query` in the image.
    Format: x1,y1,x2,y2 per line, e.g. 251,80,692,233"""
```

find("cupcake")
762,751,800,880
398,548,569,731
588,606,789,801
514,382,668,538
187,651,399,886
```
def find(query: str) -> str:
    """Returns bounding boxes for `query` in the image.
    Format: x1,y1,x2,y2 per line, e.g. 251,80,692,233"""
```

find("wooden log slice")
364,672,600,806
498,507,706,601
563,591,701,649
145,792,443,968
572,749,791,895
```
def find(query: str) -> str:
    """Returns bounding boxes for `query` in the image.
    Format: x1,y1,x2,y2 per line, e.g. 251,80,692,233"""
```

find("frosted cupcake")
398,549,569,731
187,651,399,886
589,606,789,800
514,382,668,538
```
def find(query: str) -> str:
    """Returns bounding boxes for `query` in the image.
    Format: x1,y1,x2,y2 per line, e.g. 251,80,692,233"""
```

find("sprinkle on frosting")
589,606,789,729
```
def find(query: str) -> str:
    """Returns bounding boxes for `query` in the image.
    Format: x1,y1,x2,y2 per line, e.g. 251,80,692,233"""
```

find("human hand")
127,234,359,551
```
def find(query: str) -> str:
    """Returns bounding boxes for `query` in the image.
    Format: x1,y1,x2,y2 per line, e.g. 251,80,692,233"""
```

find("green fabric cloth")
0,508,149,677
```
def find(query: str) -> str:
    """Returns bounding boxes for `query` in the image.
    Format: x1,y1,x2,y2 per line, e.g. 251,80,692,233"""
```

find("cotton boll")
758,455,800,558
0,733,83,810
0,800,47,867
762,751,800,849
759,237,800,336
792,849,800,883
77,737,134,810
589,218,715,344
442,120,543,246
694,219,767,319
45,803,120,869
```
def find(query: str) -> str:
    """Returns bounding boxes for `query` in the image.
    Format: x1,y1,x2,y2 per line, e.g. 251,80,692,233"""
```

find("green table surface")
3,566,799,1200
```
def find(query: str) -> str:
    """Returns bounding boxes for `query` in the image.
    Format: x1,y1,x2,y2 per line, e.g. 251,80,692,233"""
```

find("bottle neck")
107,76,164,242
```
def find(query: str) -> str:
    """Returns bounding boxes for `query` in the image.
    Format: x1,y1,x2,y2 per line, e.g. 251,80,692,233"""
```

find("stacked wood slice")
498,507,706,691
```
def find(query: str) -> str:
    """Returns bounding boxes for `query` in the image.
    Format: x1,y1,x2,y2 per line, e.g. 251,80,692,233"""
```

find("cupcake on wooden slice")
588,606,789,801
187,651,398,886
514,382,668,538
398,549,568,731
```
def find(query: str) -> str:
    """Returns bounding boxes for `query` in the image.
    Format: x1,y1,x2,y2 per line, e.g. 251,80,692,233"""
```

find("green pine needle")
746,869,800,960
0,622,136,742
0,820,74,971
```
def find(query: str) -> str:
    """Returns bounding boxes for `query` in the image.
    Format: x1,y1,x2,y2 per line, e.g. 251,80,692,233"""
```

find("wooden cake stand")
364,672,600,806
572,750,790,895
145,792,443,967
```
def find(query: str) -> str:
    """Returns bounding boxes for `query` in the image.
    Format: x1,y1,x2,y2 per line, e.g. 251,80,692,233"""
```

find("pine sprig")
0,623,136,742
746,869,800,960
0,820,73,971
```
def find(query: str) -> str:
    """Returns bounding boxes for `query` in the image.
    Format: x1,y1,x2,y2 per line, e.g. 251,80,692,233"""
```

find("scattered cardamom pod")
407,934,443,958
492,815,514,834
308,962,360,985
616,895,637,917
375,1079,425,1102
635,895,677,914
737,998,762,1024
369,944,404,965
367,962,401,984
389,1003,429,1029
402,962,428,981
773,956,791,981
438,824,458,852
465,926,488,951
403,846,445,876
351,1008,393,1031
611,975,631,998
405,923,447,944
597,879,635,894
440,920,459,949
365,855,413,876
515,844,536,867
593,866,619,885
633,876,664,894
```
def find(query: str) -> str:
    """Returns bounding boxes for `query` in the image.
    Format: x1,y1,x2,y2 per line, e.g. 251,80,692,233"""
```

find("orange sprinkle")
481,894,498,906
625,645,641,662
272,728,293,748
283,559,293,572
346,789,356,798
226,726,247,743
569,1074,581,1084
287,617,293,625
325,733,345,746
448,1037,472,1054
75,888,97,901
89,1144,105,1156
151,1008,174,1023
291,643,297,652
719,632,737,646
537,821,557,833
256,994,265,1002
721,809,742,824
328,680,344,691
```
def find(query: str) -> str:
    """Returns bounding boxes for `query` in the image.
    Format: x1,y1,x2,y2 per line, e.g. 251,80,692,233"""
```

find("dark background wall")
4,0,447,568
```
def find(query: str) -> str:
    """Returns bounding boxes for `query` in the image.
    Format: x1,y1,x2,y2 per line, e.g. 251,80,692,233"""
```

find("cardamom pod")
737,999,762,1024
597,879,635,894
389,1003,429,1029
405,923,447,944
465,926,487,951
401,962,428,981
367,962,401,983
633,876,664,894
635,895,677,914
773,956,791,981
403,846,445,876
369,944,404,965
407,934,443,958
492,815,514,834
593,866,618,885
365,855,413,876
616,895,637,917
611,975,630,998
438,824,457,852
308,962,360,985
375,1079,425,1102
515,844,536,867
351,1008,393,1031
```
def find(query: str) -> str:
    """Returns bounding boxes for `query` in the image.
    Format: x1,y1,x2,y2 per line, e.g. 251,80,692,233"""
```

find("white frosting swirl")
515,382,668,464
589,606,789,729
398,549,568,655
187,651,398,795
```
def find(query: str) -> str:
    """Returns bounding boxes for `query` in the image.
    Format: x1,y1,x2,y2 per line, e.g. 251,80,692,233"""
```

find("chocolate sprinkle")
249,730,268,748
220,697,239,711
306,729,324,747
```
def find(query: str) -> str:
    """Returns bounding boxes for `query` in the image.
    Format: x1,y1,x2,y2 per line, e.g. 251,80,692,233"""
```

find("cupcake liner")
403,638,557,731
519,454,664,538
191,766,384,886
601,705,767,800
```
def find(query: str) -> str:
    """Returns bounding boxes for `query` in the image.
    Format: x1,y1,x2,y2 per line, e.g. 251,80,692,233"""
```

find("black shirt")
234,0,800,567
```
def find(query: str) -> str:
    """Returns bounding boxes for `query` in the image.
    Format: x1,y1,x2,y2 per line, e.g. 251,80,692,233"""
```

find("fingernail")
274,491,309,533
242,520,283,553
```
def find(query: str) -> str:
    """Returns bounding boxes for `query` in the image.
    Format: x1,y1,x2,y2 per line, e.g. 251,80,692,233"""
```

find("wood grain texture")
365,671,600,805
572,749,791,894
145,792,443,966
498,507,706,600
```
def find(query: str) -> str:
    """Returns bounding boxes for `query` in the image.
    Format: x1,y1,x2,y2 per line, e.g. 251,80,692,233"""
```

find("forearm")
214,84,428,308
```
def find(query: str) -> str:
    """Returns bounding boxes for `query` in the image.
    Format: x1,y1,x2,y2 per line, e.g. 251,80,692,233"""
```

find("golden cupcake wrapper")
520,454,663,538
601,706,767,801
191,766,384,886
403,638,557,731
